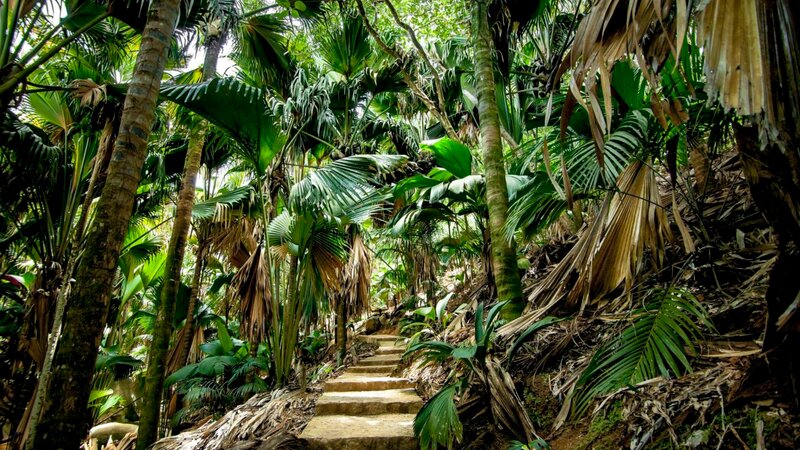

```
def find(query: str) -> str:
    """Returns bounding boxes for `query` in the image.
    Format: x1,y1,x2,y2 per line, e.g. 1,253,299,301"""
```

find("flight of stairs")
300,334,422,449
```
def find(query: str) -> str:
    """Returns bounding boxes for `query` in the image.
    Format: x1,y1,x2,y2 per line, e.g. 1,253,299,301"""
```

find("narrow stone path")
300,334,421,449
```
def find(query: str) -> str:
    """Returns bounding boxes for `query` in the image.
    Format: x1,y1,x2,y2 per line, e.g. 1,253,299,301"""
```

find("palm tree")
136,21,226,449
32,0,185,446
471,0,524,319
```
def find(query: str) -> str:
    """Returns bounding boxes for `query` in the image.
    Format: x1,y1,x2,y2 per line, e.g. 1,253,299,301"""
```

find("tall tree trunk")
136,127,205,448
20,117,115,450
735,125,800,393
277,255,299,387
171,31,224,373
137,30,223,449
472,0,524,320
174,251,204,369
32,0,182,447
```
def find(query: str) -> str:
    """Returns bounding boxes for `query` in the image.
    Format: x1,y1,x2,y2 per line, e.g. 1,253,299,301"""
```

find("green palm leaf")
414,382,463,450
191,186,253,220
571,287,713,417
160,78,286,175
318,15,372,79
233,13,293,87
289,154,406,212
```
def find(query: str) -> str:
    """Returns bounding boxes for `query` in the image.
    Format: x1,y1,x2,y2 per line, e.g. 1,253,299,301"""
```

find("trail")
300,334,421,449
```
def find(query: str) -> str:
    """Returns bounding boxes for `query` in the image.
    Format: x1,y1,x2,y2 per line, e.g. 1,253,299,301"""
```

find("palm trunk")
472,0,524,320
735,126,800,391
21,113,116,450
335,297,346,366
277,255,300,387
31,0,182,447
137,30,223,449
174,252,204,369
138,119,205,450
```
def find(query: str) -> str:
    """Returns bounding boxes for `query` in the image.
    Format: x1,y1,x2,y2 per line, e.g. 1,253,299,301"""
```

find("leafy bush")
165,323,269,424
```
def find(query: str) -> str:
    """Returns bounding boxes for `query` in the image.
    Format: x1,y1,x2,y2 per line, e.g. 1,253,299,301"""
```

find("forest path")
299,334,421,449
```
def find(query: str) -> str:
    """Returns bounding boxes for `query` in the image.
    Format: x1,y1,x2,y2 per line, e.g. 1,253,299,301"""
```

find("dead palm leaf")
337,232,372,318
500,160,671,336
697,0,800,140
230,245,271,344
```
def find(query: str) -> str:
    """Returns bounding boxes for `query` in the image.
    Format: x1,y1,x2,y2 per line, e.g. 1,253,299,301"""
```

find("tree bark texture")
137,30,222,449
33,0,182,447
335,297,346,366
137,127,206,449
472,0,524,319
736,124,800,394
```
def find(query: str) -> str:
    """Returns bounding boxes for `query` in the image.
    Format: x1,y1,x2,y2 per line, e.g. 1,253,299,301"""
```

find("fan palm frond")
230,245,271,344
160,78,286,175
289,154,407,212
191,186,253,221
500,160,672,339
233,13,293,88
338,232,371,318
318,15,372,80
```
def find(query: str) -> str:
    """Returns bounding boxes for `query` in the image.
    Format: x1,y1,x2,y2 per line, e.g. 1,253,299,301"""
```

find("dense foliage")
1,0,798,449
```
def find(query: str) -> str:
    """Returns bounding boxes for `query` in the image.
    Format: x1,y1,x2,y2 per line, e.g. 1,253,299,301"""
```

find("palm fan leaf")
414,382,463,450
233,13,293,88
318,15,372,79
289,154,407,212
191,186,253,221
499,160,672,338
160,78,287,175
337,232,371,318
475,358,536,444
697,0,800,138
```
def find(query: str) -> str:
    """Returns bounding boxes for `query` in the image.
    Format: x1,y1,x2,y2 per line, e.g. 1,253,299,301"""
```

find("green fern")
572,287,713,416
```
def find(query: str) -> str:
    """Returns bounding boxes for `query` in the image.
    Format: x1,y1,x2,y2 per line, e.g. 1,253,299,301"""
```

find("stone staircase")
300,335,421,449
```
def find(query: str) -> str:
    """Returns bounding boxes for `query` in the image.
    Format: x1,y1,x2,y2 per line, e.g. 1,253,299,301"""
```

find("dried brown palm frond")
205,217,258,269
697,0,800,141
70,79,106,108
500,160,671,336
475,357,538,443
230,246,271,344
310,243,345,294
337,232,372,318
165,318,206,376
558,0,684,149
150,389,316,450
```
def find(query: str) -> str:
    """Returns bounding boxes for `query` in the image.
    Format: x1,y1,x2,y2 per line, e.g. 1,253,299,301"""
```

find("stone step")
300,414,417,450
360,334,402,345
375,346,403,355
358,355,402,366
325,375,413,392
347,365,397,374
315,389,423,415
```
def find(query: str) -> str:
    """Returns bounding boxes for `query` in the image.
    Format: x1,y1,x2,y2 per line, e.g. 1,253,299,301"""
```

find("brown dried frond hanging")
697,0,800,143
500,160,671,336
557,0,688,153
230,245,272,344
338,232,372,319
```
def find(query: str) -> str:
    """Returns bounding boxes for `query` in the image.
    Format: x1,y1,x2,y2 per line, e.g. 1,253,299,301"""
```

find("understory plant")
164,322,268,425
400,293,468,347
571,287,713,416
405,301,550,449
